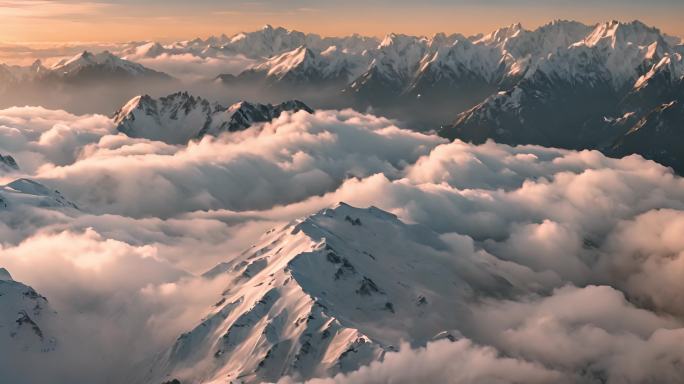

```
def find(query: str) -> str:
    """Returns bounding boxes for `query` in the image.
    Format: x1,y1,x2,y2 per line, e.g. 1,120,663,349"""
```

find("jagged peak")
253,45,318,77
583,19,664,48
478,22,526,45
320,202,399,222
227,100,254,113
379,33,427,49
546,19,584,27
113,94,153,121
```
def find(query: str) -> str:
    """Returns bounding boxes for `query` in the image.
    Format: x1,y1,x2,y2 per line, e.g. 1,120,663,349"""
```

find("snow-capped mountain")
47,51,172,83
0,179,79,210
114,92,313,144
347,34,430,98
2,20,683,170
121,24,379,61
0,154,19,172
220,45,369,87
209,99,314,136
441,20,684,171
0,268,57,354
144,203,513,384
0,51,172,87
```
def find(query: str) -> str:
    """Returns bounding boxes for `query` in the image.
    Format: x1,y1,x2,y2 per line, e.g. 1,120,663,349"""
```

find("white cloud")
297,339,565,384
2,105,684,383
130,53,257,82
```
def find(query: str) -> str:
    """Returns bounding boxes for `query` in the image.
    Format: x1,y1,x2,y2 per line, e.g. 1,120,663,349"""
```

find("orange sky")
0,1,682,43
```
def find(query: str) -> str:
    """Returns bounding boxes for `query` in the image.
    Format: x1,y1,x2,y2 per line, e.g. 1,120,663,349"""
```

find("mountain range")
0,51,171,88
440,20,684,171
1,20,683,173
123,20,684,172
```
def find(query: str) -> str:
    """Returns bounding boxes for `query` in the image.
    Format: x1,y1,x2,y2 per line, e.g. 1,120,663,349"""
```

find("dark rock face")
218,99,314,134
0,154,18,171
441,58,684,173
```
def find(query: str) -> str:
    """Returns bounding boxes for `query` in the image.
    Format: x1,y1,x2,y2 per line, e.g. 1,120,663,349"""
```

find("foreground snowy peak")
145,203,515,384
114,92,313,144
0,269,57,355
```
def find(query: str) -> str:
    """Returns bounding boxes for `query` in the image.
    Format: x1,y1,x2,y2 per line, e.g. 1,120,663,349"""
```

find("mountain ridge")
143,202,516,384
113,92,314,144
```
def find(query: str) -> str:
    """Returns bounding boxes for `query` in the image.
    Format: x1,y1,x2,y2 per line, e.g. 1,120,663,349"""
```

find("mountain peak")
50,50,170,79
115,92,313,144
477,22,526,45
379,33,425,49
583,19,663,48
151,201,507,383
251,45,318,79
2,178,78,210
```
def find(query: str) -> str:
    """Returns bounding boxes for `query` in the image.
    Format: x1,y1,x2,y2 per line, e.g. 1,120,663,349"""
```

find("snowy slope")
348,34,430,95
0,269,57,354
49,51,171,80
114,92,313,144
145,203,516,384
121,25,379,60
0,179,79,211
236,45,369,86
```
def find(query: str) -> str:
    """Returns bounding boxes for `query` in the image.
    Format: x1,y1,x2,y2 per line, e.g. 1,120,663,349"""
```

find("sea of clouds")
1,105,684,383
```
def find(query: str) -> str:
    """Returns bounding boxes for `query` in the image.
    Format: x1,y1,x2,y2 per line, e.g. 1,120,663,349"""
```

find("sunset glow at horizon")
0,0,682,44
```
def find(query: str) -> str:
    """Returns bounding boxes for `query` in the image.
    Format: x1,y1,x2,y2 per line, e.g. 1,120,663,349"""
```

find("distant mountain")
218,45,368,89
46,51,172,84
121,24,379,60
0,51,172,86
0,60,48,84
204,20,681,129
114,92,313,144
3,21,683,171
439,20,684,172
142,203,511,384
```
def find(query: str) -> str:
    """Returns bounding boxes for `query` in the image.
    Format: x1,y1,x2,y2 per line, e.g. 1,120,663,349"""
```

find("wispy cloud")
0,0,113,19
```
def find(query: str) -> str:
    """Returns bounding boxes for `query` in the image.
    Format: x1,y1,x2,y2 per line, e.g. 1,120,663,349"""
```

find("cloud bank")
1,105,684,383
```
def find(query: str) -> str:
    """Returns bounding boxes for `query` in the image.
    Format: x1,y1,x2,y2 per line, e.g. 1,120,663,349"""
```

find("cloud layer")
2,105,684,383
